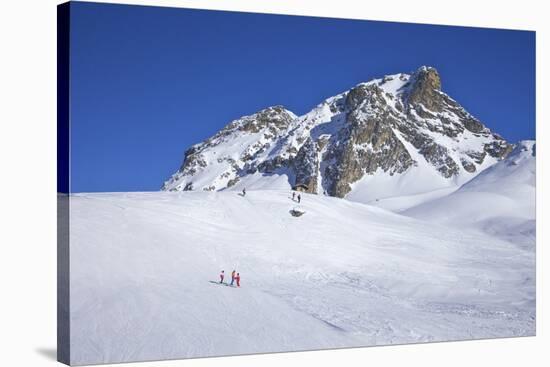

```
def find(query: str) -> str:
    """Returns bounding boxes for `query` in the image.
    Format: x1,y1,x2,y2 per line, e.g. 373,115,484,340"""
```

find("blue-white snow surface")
68,181,535,364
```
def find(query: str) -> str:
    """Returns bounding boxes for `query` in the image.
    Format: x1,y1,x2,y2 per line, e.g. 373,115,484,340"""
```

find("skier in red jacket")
230,270,236,286
235,273,241,287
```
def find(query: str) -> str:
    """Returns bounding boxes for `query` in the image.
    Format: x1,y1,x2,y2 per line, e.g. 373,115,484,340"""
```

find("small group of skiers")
219,269,241,287
240,187,304,204
242,187,302,203
291,191,301,203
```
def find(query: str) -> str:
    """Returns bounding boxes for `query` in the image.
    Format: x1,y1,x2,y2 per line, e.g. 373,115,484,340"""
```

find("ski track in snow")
67,189,535,365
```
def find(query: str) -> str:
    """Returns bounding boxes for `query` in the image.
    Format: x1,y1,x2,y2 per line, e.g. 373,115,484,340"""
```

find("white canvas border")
0,0,546,366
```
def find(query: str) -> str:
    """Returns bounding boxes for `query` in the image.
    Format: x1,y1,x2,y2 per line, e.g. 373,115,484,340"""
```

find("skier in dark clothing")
292,191,296,201
297,194,301,203
242,188,246,196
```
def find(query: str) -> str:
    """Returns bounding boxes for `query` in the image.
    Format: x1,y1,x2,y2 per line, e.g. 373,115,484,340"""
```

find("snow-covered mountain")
404,140,536,248
70,68,535,364
69,139,536,363
162,66,512,202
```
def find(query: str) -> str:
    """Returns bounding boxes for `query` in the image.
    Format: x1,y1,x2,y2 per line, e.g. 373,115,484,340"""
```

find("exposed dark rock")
466,150,487,165
418,141,459,178
293,138,319,194
227,177,240,187
461,158,477,173
163,66,514,196
485,140,514,159
406,66,443,112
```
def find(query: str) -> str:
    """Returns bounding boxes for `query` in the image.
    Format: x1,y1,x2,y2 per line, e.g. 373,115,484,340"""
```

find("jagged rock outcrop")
292,138,319,193
162,66,513,200
406,66,443,112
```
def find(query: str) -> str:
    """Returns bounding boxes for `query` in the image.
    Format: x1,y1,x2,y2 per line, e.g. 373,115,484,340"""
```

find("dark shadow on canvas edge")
36,348,57,361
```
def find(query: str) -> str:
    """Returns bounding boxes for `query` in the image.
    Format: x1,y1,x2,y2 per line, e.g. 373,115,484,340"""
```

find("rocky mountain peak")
162,67,514,202
254,105,295,122
345,83,387,112
406,66,443,111
414,66,441,90
224,105,296,134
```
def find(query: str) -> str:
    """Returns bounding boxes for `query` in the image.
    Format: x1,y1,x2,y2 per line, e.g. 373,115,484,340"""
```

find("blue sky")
69,2,535,193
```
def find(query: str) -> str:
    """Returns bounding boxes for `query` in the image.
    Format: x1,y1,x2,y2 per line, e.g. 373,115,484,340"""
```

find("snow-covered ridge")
404,140,536,249
162,66,513,203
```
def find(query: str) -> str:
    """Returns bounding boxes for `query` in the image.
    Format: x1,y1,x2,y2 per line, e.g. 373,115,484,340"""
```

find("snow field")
68,189,535,365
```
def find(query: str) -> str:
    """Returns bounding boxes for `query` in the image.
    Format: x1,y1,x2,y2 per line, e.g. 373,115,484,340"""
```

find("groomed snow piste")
68,188,535,365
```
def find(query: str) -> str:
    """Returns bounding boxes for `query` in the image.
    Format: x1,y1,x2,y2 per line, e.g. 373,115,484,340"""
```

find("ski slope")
404,141,536,249
68,190,535,365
